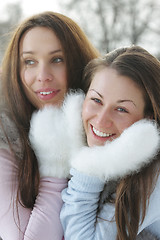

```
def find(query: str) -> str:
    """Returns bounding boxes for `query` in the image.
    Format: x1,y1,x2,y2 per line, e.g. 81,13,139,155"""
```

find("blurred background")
0,0,160,64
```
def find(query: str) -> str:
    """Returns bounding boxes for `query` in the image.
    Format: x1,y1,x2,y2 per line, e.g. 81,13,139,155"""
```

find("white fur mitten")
71,119,160,182
62,90,86,155
29,90,85,178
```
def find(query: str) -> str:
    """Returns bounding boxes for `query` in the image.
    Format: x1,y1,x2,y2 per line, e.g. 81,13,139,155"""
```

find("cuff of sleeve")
69,168,105,193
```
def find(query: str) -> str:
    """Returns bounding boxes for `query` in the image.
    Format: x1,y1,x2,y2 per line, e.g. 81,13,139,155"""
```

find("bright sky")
1,0,62,20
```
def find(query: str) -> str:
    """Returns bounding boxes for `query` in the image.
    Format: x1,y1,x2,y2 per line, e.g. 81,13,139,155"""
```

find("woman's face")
20,27,67,108
82,67,145,147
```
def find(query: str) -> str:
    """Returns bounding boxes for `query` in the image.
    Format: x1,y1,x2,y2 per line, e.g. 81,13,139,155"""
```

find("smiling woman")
0,11,99,240
82,67,145,146
20,26,67,108
59,45,160,240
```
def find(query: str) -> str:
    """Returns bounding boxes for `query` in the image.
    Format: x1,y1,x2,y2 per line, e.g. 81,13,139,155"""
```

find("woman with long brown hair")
0,11,99,240
58,46,160,239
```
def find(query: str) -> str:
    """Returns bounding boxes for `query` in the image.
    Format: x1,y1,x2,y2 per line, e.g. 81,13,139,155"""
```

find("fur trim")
71,119,160,182
29,106,70,178
29,90,85,178
63,90,86,155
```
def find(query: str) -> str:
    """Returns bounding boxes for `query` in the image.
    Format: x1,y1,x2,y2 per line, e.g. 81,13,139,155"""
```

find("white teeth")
93,126,112,137
40,91,53,95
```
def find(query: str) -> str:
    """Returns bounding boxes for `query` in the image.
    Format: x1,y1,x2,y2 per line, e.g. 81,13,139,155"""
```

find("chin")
87,139,106,147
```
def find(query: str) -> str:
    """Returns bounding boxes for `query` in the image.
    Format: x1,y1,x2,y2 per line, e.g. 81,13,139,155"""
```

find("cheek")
61,73,67,90
20,70,37,105
117,115,144,134
82,101,92,131
82,103,88,131
21,67,35,87
21,70,29,85
54,65,67,87
82,101,97,130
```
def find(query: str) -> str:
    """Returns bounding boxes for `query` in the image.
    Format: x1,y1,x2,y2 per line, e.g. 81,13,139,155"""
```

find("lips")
91,125,116,139
39,91,54,95
92,126,113,137
36,88,60,101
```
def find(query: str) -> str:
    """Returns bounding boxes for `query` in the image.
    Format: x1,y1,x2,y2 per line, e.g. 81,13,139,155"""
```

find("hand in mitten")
29,90,85,178
62,90,86,156
71,119,160,182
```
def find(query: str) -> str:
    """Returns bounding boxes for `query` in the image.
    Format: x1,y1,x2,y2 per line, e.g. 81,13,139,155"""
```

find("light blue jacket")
61,168,160,240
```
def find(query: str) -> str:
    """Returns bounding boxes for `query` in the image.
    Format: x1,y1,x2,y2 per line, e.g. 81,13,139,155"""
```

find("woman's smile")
36,88,60,101
20,27,67,108
82,67,145,147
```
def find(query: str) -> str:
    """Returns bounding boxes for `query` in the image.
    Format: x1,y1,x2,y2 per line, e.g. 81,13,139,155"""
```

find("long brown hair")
0,11,99,209
82,46,160,239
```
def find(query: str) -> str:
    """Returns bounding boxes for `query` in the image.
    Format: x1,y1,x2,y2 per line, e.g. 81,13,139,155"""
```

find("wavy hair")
82,45,160,239
1,11,99,208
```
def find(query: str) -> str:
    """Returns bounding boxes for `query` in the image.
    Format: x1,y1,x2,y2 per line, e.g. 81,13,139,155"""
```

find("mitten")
62,89,86,156
71,119,160,182
29,90,85,178
29,106,70,178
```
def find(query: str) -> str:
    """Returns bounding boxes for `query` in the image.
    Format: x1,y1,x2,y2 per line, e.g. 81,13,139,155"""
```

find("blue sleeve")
60,168,117,240
60,168,160,240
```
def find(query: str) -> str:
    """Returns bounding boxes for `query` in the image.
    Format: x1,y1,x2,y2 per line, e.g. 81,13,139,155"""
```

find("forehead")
19,26,62,52
89,67,144,100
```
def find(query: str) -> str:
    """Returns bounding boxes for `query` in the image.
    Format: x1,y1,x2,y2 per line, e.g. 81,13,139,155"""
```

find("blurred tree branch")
60,0,160,57
0,3,22,63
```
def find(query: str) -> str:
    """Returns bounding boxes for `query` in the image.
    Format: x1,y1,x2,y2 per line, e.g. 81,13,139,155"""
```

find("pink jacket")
0,148,67,240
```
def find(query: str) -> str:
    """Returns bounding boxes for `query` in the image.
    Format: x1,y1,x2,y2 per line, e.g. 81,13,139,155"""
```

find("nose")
96,108,113,128
37,64,53,82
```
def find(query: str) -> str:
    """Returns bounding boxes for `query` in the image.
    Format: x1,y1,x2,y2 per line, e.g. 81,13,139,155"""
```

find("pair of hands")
29,91,160,181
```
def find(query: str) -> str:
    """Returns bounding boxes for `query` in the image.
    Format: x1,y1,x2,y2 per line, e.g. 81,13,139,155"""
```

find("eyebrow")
20,49,62,56
89,89,103,98
117,99,136,107
89,89,136,107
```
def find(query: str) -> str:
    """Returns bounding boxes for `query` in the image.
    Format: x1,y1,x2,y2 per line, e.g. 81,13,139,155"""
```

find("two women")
30,45,160,239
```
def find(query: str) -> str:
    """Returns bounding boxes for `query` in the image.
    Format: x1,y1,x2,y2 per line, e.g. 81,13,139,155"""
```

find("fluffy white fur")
71,119,160,182
29,91,85,178
29,106,70,178
63,90,86,155
29,91,160,181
